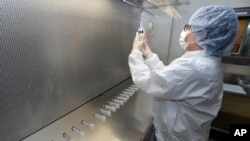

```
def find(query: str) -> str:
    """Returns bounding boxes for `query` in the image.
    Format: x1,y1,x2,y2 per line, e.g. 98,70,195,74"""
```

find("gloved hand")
132,32,153,58
132,32,144,51
141,41,153,58
141,28,153,58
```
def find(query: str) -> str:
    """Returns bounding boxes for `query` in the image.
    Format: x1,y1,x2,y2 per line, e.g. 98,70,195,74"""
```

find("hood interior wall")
0,1,138,141
0,0,172,141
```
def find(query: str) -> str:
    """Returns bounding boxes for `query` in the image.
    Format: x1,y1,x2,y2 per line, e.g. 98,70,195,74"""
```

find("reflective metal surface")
0,0,171,140
0,1,138,140
22,79,153,141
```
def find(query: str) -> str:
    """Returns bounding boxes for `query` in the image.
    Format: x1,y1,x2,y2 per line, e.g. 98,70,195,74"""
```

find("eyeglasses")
184,24,192,31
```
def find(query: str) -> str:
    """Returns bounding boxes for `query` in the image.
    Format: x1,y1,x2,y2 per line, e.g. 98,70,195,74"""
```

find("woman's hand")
132,32,153,58
132,32,144,51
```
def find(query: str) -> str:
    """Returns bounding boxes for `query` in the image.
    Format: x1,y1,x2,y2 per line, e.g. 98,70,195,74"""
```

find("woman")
129,5,238,141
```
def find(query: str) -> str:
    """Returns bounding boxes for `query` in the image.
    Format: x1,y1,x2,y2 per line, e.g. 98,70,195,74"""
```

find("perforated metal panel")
0,1,138,140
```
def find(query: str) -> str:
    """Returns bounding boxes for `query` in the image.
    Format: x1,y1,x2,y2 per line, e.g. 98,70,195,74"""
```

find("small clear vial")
81,120,95,130
103,105,116,112
99,108,112,116
116,96,128,102
62,132,75,141
138,27,145,41
71,126,85,136
108,101,120,109
93,112,106,122
113,98,124,105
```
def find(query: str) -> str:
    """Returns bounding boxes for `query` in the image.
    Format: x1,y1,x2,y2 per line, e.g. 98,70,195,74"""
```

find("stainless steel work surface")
22,79,153,141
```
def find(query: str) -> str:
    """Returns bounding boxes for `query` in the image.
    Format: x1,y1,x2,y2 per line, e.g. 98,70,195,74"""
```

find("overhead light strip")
121,0,159,18
122,0,140,9
143,2,190,9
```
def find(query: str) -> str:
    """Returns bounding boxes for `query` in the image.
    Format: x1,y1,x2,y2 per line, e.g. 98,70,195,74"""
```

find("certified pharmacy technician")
128,5,238,141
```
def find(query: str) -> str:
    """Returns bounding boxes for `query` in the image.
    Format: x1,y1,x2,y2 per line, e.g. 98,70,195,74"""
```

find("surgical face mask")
179,30,198,50
179,30,190,50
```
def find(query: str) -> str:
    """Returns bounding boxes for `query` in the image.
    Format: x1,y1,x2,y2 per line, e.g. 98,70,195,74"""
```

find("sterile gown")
128,50,223,141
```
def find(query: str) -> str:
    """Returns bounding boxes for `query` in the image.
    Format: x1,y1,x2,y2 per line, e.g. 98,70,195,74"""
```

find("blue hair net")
189,5,238,57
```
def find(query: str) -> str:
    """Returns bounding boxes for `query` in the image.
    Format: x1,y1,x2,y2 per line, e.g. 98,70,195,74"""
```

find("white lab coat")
128,50,223,141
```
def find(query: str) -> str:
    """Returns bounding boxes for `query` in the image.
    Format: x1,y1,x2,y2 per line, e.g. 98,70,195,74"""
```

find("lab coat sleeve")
128,50,173,97
144,53,165,70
